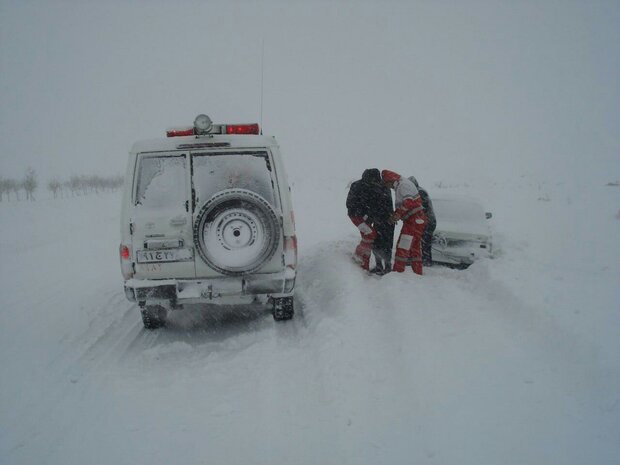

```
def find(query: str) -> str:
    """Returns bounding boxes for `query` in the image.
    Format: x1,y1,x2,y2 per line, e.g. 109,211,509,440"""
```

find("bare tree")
67,175,82,196
41,173,124,199
4,171,126,201
6,178,20,201
48,178,62,198
23,167,37,201
87,175,103,194
0,177,18,201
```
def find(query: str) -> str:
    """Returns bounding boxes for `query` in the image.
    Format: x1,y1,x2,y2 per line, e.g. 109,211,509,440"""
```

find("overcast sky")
1,0,618,185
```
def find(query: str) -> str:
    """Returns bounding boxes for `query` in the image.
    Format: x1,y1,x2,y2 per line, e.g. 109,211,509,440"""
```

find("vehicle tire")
141,305,167,329
193,189,280,276
454,263,471,270
272,297,294,321
441,262,470,270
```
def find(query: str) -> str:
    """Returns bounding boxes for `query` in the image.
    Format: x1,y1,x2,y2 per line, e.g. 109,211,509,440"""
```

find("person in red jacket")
382,169,427,275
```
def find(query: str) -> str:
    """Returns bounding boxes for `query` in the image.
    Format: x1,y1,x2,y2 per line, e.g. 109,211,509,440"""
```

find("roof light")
226,124,259,135
166,117,260,137
167,127,194,137
194,114,213,135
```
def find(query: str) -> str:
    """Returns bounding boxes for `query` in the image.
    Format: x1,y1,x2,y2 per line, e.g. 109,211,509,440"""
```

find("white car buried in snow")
430,195,493,268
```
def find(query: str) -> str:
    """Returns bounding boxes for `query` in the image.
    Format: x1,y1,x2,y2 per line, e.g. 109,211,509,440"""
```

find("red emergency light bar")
166,123,260,137
226,124,260,135
166,127,194,137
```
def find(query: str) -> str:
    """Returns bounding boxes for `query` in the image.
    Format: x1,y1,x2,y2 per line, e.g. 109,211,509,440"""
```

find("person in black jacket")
347,169,394,273
409,176,436,266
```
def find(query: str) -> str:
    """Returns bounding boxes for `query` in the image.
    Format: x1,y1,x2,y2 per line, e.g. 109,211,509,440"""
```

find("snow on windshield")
193,152,275,205
135,155,187,209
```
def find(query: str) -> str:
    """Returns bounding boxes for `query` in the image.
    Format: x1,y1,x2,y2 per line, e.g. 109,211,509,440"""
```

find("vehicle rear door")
191,150,284,278
130,152,195,279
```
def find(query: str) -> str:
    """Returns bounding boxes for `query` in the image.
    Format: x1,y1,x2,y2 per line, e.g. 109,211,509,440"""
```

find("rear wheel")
272,297,294,321
140,305,167,329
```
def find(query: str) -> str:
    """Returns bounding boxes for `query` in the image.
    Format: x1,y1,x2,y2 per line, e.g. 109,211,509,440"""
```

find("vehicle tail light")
226,124,260,135
284,235,297,269
120,244,133,280
166,127,194,137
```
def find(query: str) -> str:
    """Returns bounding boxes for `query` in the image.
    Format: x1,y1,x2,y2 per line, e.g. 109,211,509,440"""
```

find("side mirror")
485,212,493,219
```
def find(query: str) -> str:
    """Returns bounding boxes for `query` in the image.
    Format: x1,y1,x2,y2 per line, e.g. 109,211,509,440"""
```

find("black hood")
361,168,381,184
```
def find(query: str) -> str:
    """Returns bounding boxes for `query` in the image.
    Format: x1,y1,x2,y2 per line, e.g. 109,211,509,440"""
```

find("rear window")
134,154,187,208
192,151,275,206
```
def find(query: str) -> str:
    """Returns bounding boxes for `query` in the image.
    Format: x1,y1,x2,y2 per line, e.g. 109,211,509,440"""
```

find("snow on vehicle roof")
432,195,491,238
131,134,278,154
432,195,486,219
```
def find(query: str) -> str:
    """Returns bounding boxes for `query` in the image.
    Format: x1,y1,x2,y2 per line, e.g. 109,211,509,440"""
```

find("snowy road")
1,182,619,465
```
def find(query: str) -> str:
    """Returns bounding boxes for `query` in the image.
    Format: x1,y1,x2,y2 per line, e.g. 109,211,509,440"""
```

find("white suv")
120,115,297,328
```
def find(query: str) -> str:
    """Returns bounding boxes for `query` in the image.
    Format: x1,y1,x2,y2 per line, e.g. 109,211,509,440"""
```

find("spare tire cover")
193,189,280,275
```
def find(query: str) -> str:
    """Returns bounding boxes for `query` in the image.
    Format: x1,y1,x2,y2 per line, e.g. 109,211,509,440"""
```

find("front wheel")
141,305,167,329
272,297,294,321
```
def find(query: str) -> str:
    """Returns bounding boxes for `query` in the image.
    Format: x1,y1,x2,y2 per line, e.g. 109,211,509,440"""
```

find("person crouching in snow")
346,169,393,272
382,170,427,275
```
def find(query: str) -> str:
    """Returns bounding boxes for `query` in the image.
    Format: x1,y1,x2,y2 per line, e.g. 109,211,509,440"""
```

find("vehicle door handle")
170,217,187,227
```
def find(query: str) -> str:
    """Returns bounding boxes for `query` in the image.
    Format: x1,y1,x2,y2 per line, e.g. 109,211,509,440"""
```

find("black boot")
371,259,391,276
370,251,383,274
369,260,384,274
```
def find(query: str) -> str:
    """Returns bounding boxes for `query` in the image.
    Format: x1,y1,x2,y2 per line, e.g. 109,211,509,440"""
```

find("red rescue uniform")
382,170,426,275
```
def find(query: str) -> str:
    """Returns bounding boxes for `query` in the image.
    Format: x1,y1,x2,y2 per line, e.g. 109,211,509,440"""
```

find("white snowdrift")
0,178,619,465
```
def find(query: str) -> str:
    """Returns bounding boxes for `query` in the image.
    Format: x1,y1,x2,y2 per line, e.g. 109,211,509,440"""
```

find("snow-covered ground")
1,176,619,465
2,0,619,462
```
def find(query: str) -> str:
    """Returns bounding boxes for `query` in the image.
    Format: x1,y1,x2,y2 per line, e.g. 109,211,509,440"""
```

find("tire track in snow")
303,239,439,461
245,239,356,465
64,305,140,377
1,289,139,464
447,259,602,398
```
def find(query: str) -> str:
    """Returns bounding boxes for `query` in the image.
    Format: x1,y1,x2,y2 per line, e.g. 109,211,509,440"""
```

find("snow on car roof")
131,134,278,154
432,195,491,238
433,196,486,220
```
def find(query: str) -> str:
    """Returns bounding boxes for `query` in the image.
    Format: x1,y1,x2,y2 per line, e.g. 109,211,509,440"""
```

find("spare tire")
193,189,280,275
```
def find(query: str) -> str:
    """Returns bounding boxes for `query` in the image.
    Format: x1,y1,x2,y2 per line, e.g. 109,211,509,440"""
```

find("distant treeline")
0,168,124,201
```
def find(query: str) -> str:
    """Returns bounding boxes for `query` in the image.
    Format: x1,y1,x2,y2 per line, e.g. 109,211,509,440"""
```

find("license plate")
136,248,193,263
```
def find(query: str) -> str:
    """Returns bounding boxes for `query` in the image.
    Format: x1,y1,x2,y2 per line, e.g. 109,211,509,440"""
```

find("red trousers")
393,213,426,275
350,216,376,270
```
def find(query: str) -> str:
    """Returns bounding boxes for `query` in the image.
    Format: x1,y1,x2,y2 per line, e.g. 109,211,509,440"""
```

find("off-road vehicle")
120,115,297,328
